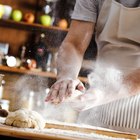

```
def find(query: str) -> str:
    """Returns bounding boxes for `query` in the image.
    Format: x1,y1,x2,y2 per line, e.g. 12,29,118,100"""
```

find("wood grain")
0,121,138,140
45,122,138,140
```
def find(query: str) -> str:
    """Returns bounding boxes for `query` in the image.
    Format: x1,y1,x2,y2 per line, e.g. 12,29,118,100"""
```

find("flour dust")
70,61,132,112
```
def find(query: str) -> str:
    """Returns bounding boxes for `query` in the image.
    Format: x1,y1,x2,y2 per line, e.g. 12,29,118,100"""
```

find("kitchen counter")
0,117,138,140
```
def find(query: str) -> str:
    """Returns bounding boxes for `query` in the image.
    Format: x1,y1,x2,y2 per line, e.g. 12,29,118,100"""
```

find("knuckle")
69,79,73,83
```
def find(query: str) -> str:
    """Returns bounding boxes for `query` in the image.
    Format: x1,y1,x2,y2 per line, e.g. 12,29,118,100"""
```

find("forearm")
56,20,95,80
57,42,84,80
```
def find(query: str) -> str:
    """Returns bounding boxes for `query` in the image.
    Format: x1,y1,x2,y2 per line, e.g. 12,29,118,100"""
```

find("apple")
11,9,22,22
58,19,68,29
24,12,35,23
40,14,52,26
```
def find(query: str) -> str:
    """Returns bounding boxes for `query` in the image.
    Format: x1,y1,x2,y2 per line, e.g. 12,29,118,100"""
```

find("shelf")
0,19,68,32
0,65,88,83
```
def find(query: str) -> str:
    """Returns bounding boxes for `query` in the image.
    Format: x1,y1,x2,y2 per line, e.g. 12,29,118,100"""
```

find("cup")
2,5,12,19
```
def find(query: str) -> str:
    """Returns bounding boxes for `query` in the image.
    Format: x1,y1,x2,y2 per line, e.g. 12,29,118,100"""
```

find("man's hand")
45,78,85,104
45,20,94,105
123,69,140,95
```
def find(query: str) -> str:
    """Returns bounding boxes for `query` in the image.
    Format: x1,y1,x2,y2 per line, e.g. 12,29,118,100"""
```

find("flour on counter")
0,118,132,140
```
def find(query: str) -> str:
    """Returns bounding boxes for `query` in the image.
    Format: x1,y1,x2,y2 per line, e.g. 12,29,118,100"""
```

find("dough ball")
5,108,45,129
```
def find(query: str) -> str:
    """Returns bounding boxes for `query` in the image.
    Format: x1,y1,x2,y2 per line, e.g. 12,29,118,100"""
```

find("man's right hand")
45,78,85,104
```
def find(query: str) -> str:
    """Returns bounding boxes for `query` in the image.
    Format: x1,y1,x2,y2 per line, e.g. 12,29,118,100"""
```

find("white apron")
95,0,140,73
78,0,140,136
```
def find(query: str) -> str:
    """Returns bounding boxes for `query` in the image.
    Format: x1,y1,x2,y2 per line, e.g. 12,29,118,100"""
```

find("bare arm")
46,20,95,103
57,20,94,80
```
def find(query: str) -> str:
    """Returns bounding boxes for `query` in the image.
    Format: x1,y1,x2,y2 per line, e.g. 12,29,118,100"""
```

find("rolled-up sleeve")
72,0,97,23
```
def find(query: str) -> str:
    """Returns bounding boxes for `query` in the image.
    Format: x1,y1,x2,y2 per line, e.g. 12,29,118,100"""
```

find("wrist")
57,73,78,81
57,76,77,81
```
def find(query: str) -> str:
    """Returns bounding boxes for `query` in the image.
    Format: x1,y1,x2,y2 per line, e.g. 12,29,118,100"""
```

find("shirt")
72,0,140,23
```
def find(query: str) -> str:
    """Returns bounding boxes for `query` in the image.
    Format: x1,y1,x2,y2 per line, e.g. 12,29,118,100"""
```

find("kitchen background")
0,0,97,114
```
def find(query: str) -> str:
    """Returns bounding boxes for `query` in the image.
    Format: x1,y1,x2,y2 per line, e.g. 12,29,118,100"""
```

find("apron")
95,0,140,74
78,0,140,136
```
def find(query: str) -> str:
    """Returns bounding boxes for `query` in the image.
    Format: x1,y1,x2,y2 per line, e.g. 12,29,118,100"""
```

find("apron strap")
96,0,112,36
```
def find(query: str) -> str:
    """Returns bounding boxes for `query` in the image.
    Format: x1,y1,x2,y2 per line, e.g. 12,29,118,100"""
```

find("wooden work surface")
0,123,87,140
0,119,138,140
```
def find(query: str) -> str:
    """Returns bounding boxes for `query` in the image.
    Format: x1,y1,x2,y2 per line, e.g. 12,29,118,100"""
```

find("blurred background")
0,0,97,114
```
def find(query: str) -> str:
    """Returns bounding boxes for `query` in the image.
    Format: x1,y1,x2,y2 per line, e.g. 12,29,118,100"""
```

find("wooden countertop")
0,118,138,140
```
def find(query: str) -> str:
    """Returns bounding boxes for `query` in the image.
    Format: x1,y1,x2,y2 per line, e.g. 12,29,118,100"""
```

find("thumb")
77,82,85,91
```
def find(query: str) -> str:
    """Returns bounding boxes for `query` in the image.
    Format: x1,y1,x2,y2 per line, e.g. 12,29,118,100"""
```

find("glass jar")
0,99,10,110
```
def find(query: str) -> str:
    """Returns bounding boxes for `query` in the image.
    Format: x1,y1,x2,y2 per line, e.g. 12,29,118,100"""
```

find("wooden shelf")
0,19,68,32
0,65,88,83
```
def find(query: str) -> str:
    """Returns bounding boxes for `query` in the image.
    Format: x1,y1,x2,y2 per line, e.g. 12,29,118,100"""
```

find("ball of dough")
5,108,45,129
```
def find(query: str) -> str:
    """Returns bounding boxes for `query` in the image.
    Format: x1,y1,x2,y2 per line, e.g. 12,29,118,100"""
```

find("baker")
45,0,140,136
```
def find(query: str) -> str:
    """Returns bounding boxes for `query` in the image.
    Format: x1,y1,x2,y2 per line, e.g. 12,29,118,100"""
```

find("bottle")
20,45,26,62
34,33,50,71
0,80,5,99
28,91,34,110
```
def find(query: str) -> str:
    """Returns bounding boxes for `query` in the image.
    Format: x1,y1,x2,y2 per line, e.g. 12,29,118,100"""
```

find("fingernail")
45,98,49,102
79,86,85,91
45,95,51,101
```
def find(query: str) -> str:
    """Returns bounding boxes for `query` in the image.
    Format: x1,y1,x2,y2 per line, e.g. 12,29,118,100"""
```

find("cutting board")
0,121,138,140
45,122,138,140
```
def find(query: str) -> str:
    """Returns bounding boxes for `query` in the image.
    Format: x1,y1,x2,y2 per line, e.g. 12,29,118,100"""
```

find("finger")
50,89,59,102
45,82,61,102
45,91,52,102
52,97,60,104
45,88,58,102
58,81,69,102
67,80,80,96
51,83,60,90
77,82,85,91
67,82,75,97
45,88,55,102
